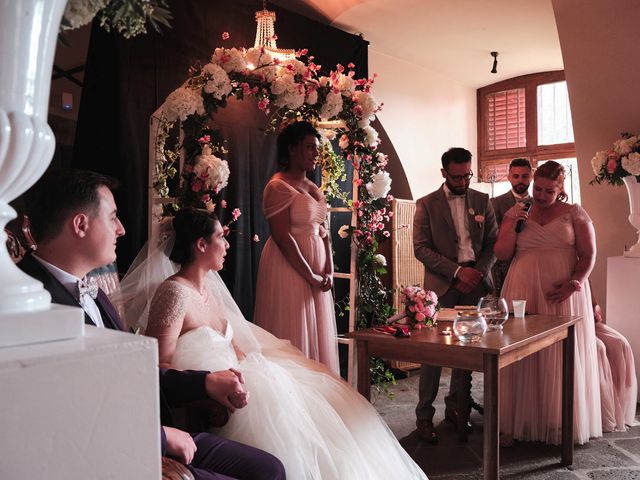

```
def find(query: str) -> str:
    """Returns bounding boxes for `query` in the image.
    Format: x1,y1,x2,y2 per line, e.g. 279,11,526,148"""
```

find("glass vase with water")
477,296,510,331
453,310,487,342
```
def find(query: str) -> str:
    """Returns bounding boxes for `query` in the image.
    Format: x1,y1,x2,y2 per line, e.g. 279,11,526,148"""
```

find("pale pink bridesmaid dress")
254,178,339,375
596,322,638,432
499,204,601,445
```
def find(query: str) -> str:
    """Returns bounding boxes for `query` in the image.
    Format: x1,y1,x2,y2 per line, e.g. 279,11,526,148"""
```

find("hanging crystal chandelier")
254,1,295,62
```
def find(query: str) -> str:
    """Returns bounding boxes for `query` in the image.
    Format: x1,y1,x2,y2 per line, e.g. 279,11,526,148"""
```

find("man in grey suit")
490,158,532,293
413,147,498,443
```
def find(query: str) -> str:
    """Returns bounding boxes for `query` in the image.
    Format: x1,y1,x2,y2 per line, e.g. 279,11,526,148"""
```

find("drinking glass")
477,296,509,331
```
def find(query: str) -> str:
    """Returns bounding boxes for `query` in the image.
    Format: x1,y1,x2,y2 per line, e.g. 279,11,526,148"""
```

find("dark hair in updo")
276,121,320,170
534,160,568,202
170,207,220,264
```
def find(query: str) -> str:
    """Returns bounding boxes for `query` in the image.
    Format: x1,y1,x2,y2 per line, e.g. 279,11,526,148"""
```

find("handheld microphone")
515,201,532,233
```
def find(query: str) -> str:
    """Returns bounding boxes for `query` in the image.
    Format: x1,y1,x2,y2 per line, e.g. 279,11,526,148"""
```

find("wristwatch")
569,279,582,292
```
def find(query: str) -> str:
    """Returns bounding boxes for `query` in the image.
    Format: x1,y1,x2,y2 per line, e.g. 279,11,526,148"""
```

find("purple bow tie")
77,277,99,300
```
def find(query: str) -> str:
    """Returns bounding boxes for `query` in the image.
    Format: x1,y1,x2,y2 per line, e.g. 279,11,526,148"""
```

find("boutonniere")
468,207,484,225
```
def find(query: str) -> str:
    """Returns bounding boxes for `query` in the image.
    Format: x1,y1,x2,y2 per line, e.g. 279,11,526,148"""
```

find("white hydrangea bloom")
62,0,107,30
270,74,305,109
305,88,318,105
622,152,640,176
163,87,205,122
319,91,343,120
193,153,230,192
335,73,356,96
591,150,607,176
353,90,378,127
244,47,273,68
202,63,232,100
211,47,246,73
282,58,307,76
374,254,387,266
366,171,392,199
363,125,379,147
614,136,638,156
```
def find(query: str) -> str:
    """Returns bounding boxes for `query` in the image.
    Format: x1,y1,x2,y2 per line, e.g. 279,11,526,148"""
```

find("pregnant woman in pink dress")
494,161,601,445
254,121,339,375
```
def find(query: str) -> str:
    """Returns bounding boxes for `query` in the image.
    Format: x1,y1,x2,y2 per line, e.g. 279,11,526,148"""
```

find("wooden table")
348,314,580,480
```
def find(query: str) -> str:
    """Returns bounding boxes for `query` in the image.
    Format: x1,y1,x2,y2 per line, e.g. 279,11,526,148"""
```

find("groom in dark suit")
413,148,498,443
19,169,285,480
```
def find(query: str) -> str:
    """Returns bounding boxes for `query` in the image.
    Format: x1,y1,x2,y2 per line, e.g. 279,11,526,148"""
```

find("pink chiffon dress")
499,204,601,444
254,178,339,375
596,322,638,432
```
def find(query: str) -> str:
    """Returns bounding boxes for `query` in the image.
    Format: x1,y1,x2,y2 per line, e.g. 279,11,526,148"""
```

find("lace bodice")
147,279,233,367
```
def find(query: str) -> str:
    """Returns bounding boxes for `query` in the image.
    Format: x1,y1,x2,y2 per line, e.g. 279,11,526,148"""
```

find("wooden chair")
5,214,37,263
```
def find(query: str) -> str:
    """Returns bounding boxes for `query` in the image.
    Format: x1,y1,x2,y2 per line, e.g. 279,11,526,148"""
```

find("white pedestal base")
0,327,160,479
606,256,640,398
0,304,85,348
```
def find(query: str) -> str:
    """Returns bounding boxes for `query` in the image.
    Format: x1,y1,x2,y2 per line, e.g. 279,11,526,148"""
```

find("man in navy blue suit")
19,169,285,480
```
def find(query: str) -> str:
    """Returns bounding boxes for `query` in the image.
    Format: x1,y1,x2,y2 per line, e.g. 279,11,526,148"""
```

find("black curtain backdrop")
73,0,368,316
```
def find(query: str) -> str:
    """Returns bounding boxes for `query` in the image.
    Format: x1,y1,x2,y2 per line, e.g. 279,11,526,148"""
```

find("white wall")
552,0,640,314
369,49,477,200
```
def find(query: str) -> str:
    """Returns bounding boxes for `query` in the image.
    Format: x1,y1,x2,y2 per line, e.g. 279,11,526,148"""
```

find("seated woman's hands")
205,369,249,412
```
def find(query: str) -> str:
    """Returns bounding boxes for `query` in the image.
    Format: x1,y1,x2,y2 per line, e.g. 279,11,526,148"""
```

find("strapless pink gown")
254,178,339,375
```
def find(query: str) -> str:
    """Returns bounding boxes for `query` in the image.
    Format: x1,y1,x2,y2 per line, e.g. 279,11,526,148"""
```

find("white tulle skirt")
172,326,428,480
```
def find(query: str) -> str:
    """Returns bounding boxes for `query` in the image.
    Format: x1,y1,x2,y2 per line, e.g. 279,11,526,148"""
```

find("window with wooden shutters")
477,71,576,189
486,88,526,150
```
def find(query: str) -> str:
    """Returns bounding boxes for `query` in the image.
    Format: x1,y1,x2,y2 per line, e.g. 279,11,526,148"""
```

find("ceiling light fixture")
254,1,295,62
490,51,498,74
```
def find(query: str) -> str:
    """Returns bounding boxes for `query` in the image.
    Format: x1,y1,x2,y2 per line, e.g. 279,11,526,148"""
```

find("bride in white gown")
122,207,427,480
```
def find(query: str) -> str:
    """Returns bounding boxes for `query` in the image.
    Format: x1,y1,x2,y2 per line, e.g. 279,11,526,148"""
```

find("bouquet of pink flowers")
388,285,439,328
591,132,640,186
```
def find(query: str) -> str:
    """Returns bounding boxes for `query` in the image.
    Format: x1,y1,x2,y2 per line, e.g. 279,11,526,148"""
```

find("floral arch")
150,37,395,330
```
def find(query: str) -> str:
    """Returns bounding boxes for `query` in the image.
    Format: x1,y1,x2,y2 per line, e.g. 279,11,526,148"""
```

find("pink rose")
424,305,436,318
426,290,438,305
415,312,426,321
607,158,618,174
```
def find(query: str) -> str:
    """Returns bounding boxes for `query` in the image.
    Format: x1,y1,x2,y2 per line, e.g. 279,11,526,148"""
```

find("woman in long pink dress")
253,121,339,375
494,161,601,445
592,296,638,432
